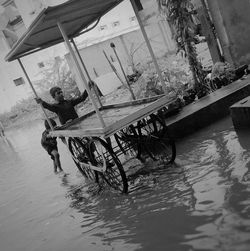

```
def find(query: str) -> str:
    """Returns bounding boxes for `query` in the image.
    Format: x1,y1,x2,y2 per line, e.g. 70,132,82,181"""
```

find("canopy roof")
5,0,124,62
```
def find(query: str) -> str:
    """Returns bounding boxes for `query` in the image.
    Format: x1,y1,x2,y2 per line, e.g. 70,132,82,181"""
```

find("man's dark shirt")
41,91,88,125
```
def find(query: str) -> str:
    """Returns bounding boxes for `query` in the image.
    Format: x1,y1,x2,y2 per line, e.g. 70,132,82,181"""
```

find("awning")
5,0,124,62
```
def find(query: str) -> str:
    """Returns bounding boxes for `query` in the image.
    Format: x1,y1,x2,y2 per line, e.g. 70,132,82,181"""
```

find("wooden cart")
52,95,177,193
5,0,177,193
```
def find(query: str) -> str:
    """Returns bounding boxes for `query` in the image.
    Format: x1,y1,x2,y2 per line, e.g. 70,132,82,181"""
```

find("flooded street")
0,117,250,251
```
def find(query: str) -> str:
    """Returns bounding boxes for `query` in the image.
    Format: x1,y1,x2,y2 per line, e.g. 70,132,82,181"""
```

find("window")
38,62,44,68
3,0,23,27
112,21,120,27
99,25,108,31
129,16,136,22
13,77,25,86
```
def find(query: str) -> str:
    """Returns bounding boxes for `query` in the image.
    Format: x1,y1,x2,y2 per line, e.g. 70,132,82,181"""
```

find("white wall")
67,23,175,80
0,33,30,112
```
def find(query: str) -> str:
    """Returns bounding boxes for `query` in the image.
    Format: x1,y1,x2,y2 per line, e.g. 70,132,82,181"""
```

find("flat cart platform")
51,95,176,138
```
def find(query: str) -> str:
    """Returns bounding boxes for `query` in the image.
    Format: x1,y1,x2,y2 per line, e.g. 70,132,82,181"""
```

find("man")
36,87,88,125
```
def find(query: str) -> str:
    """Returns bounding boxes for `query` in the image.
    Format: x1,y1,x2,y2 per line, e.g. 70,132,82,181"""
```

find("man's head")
44,118,57,130
50,86,64,102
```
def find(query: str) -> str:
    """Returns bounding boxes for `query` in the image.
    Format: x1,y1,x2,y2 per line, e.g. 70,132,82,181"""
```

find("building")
0,0,69,113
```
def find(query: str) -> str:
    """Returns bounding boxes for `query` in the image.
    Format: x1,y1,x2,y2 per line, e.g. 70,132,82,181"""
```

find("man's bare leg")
53,159,57,173
51,150,63,173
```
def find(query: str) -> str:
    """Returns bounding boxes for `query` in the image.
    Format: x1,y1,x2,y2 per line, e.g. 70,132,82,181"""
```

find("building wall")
0,32,30,111
215,0,250,66
72,23,175,79
0,0,72,113
66,0,175,93
14,0,66,28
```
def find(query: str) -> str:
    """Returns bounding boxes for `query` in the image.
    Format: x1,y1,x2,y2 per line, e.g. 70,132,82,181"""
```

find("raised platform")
230,96,250,129
165,76,250,139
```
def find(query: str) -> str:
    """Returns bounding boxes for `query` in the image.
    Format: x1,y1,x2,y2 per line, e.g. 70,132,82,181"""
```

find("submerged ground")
0,116,249,251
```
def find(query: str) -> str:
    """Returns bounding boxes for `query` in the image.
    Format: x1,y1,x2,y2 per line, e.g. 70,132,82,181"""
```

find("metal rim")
88,137,128,193
68,137,98,181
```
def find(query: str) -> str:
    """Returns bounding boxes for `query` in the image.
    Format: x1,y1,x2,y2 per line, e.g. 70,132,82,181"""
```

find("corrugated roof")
5,0,124,61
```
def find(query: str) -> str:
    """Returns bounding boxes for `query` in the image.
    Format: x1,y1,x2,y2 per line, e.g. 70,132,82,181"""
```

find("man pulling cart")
5,0,176,193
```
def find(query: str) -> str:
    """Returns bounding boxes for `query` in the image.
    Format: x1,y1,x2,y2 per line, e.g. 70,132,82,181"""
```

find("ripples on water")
0,117,250,251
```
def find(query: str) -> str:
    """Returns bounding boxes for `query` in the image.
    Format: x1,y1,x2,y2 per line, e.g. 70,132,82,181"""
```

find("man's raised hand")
35,97,42,104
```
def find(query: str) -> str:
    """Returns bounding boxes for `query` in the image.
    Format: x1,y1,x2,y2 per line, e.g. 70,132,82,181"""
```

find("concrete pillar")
197,0,222,63
206,0,234,64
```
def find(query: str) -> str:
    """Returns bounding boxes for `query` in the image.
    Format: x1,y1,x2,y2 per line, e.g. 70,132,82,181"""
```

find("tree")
36,57,80,98
157,0,207,97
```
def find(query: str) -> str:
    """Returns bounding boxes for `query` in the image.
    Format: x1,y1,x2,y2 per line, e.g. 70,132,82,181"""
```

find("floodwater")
0,117,250,251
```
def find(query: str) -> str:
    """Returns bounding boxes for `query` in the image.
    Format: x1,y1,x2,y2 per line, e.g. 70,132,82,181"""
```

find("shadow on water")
235,129,250,150
57,162,216,251
234,128,250,182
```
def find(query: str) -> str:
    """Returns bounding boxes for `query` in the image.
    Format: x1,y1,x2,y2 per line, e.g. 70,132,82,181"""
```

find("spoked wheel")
68,137,98,181
137,114,176,164
139,114,165,135
142,132,176,164
114,126,139,158
88,137,128,193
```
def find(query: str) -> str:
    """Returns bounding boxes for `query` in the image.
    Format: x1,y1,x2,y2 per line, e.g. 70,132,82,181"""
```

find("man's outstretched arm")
35,98,58,113
71,90,88,106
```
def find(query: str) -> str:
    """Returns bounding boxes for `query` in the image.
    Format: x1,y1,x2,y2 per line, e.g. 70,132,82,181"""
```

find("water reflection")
1,118,250,251
0,136,18,156
235,129,250,181
48,120,250,250
58,163,214,250
180,123,250,250
235,129,250,150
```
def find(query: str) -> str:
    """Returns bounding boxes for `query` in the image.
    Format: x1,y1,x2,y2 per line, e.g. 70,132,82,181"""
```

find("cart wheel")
137,115,176,164
88,137,128,193
114,129,138,158
68,137,98,182
140,114,165,135
143,132,176,164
